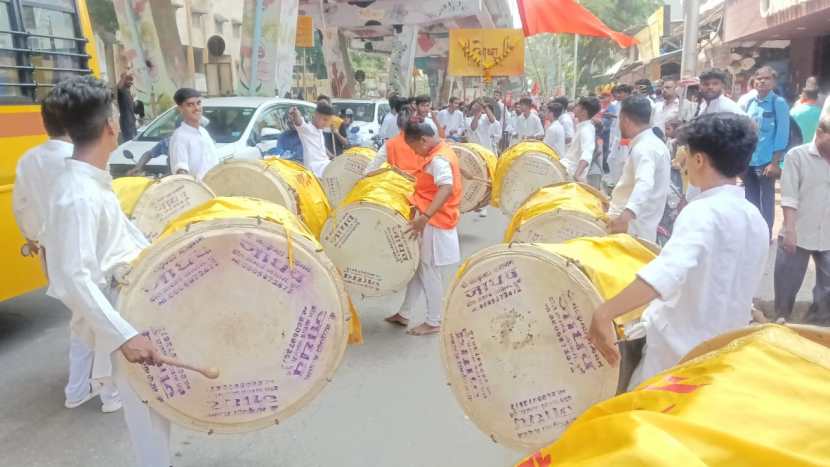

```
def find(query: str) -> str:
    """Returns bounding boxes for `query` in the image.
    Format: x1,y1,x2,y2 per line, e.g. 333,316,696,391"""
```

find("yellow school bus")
0,0,99,301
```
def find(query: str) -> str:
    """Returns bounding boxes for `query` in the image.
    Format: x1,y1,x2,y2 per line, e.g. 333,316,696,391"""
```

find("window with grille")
0,0,90,104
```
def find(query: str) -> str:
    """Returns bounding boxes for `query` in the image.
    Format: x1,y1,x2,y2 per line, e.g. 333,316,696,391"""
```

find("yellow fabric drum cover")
451,143,497,213
202,159,331,238
117,197,351,433
679,323,830,364
493,142,568,216
321,168,419,297
112,175,215,242
441,236,656,451
506,182,609,243
320,147,376,207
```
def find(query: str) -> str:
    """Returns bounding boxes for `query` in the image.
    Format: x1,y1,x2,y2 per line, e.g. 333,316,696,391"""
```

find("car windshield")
333,102,375,123
137,106,257,143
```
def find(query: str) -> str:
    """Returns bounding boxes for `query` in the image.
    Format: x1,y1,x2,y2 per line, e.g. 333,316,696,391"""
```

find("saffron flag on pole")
517,0,637,48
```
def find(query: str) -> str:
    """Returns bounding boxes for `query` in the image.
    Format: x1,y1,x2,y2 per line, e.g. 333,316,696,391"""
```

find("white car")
331,98,390,148
109,96,317,176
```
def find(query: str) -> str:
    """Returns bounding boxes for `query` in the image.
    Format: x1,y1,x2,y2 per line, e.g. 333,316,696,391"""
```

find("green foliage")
88,0,118,37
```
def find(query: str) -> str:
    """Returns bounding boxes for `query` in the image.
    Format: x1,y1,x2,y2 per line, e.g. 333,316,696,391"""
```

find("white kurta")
630,185,769,387
651,98,695,131
559,112,576,143
544,120,566,157
296,120,331,178
379,111,398,140
469,115,502,154
699,94,746,116
12,139,73,242
608,129,671,242
168,122,219,180
561,120,596,180
514,113,545,140
437,109,466,137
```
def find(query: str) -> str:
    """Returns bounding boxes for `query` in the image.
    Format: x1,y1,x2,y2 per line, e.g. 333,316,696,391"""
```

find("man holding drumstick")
385,121,462,336
43,76,170,466
588,113,769,389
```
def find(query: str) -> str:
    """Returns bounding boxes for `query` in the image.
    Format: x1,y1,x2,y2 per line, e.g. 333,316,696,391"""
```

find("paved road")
0,210,523,467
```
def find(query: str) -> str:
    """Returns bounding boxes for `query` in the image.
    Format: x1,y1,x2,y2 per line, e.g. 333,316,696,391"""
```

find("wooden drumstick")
157,355,220,379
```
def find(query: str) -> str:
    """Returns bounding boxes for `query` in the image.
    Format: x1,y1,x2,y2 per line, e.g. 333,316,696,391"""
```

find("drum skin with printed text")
492,141,569,216
320,146,377,207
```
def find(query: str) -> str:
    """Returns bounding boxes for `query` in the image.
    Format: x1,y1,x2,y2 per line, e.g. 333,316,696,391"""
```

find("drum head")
453,144,491,213
500,154,569,215
441,244,618,451
511,210,607,244
131,175,215,242
679,323,830,364
321,202,419,297
320,153,372,208
117,218,350,433
203,161,299,214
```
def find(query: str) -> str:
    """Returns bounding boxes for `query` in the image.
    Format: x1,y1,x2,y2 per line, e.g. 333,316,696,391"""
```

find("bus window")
0,2,23,98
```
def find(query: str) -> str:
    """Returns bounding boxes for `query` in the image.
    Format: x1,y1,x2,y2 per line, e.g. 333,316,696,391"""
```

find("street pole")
572,34,579,99
184,0,195,87
678,0,700,117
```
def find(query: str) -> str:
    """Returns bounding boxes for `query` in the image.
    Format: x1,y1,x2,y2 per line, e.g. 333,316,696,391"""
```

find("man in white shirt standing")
168,88,219,181
468,100,502,154
437,97,466,142
775,115,830,323
553,96,575,146
12,86,122,414
607,96,671,242
44,76,171,466
514,97,545,141
603,84,634,192
588,113,769,388
651,76,694,134
414,95,439,134
379,95,402,141
561,96,600,181
543,102,567,157
698,69,746,116
290,102,334,178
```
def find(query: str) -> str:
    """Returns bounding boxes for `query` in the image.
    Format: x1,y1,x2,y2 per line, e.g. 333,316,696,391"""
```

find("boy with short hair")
290,102,335,177
44,76,170,466
561,96,600,181
588,113,770,388
168,87,218,180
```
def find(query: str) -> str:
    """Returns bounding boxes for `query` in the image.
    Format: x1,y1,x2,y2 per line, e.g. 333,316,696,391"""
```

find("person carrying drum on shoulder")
168,88,218,181
13,85,123,414
607,96,671,243
385,122,462,336
42,76,171,466
588,113,770,390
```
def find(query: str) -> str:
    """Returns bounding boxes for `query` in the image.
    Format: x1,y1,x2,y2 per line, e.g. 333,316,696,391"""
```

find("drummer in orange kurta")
363,108,422,175
385,121,463,336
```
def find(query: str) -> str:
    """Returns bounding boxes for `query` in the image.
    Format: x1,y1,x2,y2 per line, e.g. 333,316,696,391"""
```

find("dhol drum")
202,159,331,237
320,168,419,297
441,235,657,452
320,147,377,207
112,175,215,242
451,143,497,213
679,323,830,364
116,197,352,433
505,182,609,243
492,141,569,216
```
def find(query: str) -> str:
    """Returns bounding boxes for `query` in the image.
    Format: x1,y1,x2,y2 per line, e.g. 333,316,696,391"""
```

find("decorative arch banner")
448,29,525,78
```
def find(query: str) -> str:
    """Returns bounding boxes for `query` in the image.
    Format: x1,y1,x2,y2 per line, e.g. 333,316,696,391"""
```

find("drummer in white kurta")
607,96,671,243
588,113,769,389
43,76,170,467
12,88,121,413
290,102,334,178
168,88,219,181
385,122,463,336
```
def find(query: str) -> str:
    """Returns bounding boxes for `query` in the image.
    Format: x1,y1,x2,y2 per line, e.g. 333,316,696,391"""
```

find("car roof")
331,98,387,104
202,96,315,107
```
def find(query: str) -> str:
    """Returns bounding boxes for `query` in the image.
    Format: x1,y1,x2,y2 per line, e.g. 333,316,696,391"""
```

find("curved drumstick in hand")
157,355,220,379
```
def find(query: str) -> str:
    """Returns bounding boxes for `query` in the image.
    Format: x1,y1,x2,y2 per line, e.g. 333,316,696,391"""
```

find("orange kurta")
386,133,422,175
411,141,462,229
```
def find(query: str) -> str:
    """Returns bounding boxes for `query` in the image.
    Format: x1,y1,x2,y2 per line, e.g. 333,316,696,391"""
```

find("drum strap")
283,224,296,270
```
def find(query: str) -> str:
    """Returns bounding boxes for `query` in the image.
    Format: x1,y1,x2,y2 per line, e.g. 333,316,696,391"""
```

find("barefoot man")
386,121,462,335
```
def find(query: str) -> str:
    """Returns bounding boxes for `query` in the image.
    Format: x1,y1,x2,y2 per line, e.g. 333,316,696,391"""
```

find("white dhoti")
399,224,460,326
113,356,172,467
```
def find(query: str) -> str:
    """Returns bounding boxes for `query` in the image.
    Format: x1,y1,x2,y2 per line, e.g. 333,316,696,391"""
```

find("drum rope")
284,224,296,270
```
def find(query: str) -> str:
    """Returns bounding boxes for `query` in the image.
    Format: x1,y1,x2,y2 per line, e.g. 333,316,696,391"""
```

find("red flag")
517,0,637,48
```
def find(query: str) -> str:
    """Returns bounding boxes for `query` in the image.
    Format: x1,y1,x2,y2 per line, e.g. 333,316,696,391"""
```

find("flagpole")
572,34,579,99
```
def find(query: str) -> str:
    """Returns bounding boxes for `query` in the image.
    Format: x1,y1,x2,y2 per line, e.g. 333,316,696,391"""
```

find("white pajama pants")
399,225,458,326
113,356,172,467
65,332,119,405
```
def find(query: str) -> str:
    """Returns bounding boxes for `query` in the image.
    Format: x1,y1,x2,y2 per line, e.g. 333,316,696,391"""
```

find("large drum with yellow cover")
505,182,609,243
451,143,497,213
320,168,419,297
440,235,657,452
112,175,215,242
493,141,569,216
202,159,331,237
320,147,377,207
116,197,353,433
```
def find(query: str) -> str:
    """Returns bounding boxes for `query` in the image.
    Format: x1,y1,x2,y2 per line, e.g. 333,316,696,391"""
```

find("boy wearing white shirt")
290,102,335,178
13,87,121,413
44,76,171,466
468,100,502,154
437,97,465,141
588,113,769,388
608,96,671,242
543,102,566,157
554,96,575,145
514,97,545,141
561,96,600,181
168,88,219,180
